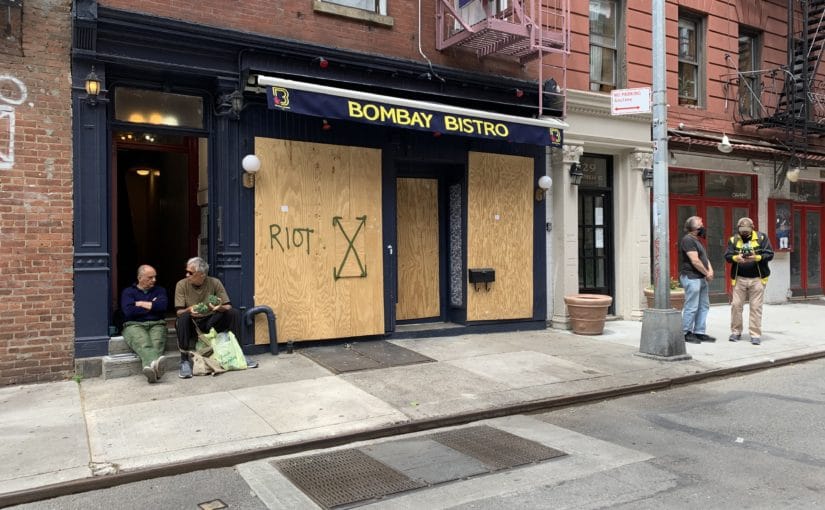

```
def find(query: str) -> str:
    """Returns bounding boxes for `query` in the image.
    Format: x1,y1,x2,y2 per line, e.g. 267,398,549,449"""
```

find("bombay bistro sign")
264,80,563,147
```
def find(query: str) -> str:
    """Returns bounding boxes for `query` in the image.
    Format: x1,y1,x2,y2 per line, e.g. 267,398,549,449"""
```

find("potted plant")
644,277,685,310
563,294,613,335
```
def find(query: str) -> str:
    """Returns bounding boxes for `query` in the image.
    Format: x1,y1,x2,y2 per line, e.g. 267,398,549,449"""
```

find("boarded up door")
253,138,384,343
467,152,533,320
396,178,440,321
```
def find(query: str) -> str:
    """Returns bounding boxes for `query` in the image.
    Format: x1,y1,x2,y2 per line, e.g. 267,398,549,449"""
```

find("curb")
2,349,823,508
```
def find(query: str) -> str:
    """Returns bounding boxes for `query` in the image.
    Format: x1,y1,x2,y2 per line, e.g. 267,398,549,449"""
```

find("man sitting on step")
121,264,169,383
174,257,257,379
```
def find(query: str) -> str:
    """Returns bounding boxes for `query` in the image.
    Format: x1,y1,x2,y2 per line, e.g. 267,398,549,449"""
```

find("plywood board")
396,178,440,321
253,138,384,343
466,152,533,320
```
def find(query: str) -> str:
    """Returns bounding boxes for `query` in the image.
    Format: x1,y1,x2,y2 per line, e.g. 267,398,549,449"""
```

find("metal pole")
638,0,690,360
651,0,670,308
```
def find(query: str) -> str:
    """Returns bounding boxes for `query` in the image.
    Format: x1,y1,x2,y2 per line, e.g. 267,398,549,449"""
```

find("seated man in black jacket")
724,217,774,345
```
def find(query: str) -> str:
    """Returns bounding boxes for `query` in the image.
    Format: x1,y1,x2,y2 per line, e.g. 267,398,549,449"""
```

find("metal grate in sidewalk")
427,425,567,470
273,449,426,509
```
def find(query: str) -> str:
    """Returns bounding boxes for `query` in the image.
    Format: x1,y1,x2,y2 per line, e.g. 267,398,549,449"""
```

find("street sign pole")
639,0,690,360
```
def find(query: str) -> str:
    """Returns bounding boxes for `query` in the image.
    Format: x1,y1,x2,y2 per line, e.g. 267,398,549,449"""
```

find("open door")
112,133,200,310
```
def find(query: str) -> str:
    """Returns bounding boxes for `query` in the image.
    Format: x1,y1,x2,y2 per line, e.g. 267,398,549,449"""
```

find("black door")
577,155,614,313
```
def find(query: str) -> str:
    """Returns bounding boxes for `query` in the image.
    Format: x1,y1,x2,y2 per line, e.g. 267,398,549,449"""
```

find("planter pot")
644,288,685,310
564,294,613,335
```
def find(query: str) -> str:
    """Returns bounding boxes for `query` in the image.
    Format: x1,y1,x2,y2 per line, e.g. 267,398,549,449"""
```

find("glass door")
791,205,824,296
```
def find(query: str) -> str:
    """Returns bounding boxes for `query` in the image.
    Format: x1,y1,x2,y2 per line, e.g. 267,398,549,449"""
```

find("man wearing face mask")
679,216,716,344
724,217,774,345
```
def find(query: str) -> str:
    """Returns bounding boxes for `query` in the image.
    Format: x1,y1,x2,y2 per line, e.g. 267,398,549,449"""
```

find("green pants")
122,320,168,367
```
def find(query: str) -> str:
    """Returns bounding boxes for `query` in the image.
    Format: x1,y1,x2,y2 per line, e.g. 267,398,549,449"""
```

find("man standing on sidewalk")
679,216,716,344
724,217,774,345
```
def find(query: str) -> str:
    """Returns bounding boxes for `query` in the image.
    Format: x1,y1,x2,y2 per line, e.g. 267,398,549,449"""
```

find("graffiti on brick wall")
0,75,28,170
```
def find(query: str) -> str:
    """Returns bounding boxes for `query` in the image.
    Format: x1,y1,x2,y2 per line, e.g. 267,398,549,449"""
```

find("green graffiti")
333,215,367,279
269,224,314,254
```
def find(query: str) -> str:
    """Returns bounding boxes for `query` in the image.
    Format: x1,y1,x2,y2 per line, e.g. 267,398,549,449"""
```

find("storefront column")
620,150,653,320
72,59,112,357
550,143,583,329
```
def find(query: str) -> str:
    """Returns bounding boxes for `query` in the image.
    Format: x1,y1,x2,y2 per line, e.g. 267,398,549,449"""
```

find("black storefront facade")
71,4,566,358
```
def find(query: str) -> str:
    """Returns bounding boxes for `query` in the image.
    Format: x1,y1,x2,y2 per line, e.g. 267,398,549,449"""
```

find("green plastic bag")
197,328,248,370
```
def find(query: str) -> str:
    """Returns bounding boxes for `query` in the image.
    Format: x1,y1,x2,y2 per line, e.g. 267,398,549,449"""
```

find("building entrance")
790,204,824,297
112,133,201,311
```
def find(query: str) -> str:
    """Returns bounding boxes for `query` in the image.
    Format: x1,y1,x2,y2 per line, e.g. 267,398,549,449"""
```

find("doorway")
790,204,824,296
577,155,614,312
112,132,201,310
394,164,464,325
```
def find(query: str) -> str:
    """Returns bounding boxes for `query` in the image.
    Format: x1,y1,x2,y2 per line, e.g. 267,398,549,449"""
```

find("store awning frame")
255,75,566,146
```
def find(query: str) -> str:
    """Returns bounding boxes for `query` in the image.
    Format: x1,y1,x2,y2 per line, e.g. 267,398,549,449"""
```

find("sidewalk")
2,300,823,504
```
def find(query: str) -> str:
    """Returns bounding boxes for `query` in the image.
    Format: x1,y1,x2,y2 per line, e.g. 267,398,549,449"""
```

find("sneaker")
151,355,167,381
729,334,740,342
684,332,702,344
245,356,259,369
142,365,158,384
179,361,193,379
751,337,761,345
697,334,716,343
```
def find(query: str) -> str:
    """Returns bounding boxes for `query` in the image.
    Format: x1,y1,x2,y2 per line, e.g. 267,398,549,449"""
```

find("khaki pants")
730,277,765,338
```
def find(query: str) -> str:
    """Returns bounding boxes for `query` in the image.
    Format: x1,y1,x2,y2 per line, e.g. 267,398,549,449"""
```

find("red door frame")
668,170,757,301
790,203,825,296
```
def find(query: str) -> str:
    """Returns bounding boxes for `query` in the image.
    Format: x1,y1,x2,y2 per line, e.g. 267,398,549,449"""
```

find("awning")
256,75,566,147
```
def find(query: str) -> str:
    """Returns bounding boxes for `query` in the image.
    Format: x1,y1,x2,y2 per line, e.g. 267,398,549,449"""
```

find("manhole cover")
273,448,426,509
428,425,566,470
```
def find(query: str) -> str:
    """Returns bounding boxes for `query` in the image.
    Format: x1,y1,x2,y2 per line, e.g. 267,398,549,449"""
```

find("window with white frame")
678,12,704,106
323,0,386,15
589,0,621,92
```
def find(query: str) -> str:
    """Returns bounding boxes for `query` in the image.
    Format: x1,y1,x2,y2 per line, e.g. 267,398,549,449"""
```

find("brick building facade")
0,0,74,385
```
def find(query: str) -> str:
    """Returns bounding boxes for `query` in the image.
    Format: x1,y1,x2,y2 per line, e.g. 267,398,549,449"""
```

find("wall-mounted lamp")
669,151,677,166
84,66,105,106
787,166,801,183
642,168,654,189
217,90,245,120
569,163,584,186
717,134,733,153
314,57,329,69
242,154,261,188
535,175,553,201
321,119,332,131
514,88,524,98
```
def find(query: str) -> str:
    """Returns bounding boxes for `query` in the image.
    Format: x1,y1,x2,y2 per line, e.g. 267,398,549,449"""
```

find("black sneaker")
729,334,740,342
684,333,702,344
697,334,716,343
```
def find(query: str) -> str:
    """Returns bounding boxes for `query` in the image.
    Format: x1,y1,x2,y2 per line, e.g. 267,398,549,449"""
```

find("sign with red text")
610,87,651,115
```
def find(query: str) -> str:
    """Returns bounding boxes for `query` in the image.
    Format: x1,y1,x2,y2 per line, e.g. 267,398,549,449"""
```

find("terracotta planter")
643,288,685,310
564,294,613,335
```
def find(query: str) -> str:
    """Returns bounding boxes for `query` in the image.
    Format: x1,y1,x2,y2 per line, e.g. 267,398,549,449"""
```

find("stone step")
108,330,178,355
102,351,182,380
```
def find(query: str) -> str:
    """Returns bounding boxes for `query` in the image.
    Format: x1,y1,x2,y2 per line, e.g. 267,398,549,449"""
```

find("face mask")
696,226,706,238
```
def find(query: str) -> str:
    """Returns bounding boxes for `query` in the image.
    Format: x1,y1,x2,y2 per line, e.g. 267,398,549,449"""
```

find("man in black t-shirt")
679,216,716,344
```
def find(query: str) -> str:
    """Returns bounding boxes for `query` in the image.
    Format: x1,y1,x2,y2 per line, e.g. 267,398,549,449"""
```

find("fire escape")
726,0,825,188
435,0,570,117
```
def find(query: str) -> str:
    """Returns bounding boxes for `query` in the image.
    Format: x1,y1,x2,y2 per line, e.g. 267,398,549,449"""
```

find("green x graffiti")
332,215,367,279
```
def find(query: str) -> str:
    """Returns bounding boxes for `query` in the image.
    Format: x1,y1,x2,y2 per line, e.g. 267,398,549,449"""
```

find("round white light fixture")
242,154,261,174
786,167,801,183
537,175,553,190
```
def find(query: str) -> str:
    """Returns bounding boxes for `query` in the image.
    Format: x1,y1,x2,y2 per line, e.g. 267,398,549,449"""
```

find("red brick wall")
0,0,74,385
98,0,531,78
